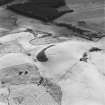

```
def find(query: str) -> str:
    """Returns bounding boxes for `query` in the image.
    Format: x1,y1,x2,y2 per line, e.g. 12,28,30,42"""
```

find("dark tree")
0,0,14,6
29,0,66,8
7,0,74,22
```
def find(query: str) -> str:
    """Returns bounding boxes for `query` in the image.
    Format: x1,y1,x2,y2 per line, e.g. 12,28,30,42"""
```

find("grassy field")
66,0,104,4
56,0,104,33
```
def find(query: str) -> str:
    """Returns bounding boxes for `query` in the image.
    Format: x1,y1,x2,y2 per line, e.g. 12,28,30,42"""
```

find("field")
0,0,105,105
